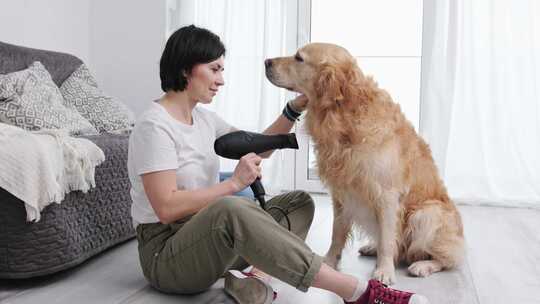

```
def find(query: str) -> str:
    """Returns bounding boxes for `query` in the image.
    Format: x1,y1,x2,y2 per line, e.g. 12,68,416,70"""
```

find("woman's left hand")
289,94,308,112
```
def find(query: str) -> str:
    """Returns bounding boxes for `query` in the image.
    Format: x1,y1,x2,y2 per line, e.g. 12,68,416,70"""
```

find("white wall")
0,0,91,64
89,0,166,117
0,0,166,117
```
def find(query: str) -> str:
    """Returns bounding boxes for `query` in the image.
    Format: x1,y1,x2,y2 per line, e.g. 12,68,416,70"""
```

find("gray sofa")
0,41,135,279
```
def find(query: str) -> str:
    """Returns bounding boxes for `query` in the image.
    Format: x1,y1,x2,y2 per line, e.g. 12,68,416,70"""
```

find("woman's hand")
230,152,262,192
289,94,308,112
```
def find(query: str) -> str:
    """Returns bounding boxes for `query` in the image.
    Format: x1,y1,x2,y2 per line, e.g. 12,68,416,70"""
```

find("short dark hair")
160,25,226,92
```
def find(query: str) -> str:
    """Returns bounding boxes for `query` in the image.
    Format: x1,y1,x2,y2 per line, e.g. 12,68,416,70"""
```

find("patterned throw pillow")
60,64,134,133
0,62,98,135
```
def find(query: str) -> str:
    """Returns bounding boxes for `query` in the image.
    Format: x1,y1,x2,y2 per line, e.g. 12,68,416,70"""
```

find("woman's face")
186,56,225,103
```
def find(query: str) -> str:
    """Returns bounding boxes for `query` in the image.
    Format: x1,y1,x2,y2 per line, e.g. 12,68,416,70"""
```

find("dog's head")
265,43,365,110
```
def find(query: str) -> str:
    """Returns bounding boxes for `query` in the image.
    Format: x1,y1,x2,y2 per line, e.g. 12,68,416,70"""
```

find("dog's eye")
294,54,304,62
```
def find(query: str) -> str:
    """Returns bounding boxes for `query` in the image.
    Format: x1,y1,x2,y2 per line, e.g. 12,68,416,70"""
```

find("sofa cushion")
60,64,134,133
0,61,98,135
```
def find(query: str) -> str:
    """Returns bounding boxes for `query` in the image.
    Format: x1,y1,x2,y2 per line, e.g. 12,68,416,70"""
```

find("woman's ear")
315,64,346,108
182,69,190,78
182,69,192,88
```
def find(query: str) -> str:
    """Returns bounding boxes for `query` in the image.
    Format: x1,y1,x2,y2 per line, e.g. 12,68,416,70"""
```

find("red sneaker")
344,280,429,304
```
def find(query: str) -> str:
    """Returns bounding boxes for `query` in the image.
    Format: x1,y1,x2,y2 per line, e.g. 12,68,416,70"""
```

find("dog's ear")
342,65,377,106
315,64,346,108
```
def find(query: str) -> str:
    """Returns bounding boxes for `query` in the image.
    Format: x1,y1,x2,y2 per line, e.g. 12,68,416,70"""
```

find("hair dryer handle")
250,178,266,209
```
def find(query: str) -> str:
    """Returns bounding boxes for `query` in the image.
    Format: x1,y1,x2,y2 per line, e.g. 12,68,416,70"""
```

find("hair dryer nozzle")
285,133,299,150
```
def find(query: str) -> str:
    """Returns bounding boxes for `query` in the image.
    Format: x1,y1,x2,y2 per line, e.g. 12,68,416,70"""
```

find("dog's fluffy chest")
341,192,379,242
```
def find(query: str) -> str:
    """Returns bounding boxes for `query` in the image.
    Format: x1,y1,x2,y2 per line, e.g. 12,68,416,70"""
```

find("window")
295,0,423,193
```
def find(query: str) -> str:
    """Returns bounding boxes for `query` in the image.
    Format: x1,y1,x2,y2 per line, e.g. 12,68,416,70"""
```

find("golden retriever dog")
265,43,465,285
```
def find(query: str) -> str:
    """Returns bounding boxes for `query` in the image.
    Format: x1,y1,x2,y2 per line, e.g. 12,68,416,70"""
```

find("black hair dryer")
214,131,299,209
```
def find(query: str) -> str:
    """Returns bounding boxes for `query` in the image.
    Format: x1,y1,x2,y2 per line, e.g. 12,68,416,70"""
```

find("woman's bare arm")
141,153,262,224
142,170,239,224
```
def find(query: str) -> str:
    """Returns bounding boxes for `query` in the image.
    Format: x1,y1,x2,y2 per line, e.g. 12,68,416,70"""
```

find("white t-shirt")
128,102,235,227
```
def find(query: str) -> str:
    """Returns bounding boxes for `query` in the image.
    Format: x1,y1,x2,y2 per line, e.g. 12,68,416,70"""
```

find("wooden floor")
1,194,540,304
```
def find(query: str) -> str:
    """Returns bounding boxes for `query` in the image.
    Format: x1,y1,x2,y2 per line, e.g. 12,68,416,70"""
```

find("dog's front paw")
324,254,340,269
408,260,443,277
372,265,396,285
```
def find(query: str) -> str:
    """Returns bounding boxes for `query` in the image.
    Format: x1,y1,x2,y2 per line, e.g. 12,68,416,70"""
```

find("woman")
127,25,429,304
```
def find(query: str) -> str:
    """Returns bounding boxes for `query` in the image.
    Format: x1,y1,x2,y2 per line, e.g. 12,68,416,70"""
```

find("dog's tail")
404,201,465,268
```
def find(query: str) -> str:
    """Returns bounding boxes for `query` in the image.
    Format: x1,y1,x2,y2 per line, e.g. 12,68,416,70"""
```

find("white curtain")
167,0,298,194
420,0,540,207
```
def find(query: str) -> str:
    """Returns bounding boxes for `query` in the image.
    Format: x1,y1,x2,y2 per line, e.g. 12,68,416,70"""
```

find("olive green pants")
136,190,324,294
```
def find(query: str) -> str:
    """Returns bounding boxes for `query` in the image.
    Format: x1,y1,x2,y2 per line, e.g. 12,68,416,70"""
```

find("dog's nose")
264,59,272,69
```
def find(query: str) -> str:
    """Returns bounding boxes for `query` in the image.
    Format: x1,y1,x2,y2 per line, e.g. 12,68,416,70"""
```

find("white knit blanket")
0,123,105,222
